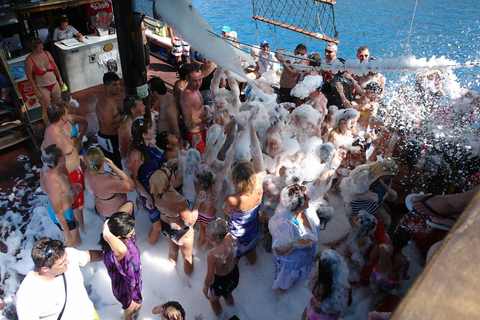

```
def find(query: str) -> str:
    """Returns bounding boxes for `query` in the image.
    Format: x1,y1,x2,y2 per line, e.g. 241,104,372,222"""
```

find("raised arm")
70,114,88,140
250,120,265,174
212,138,238,194
224,70,241,107
102,220,127,261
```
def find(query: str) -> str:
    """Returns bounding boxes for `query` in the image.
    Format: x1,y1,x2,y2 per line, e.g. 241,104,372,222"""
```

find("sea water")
191,0,480,91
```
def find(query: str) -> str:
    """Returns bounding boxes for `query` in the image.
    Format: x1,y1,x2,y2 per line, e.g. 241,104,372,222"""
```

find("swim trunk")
47,202,76,231
139,194,160,223
172,38,190,56
161,219,190,243
185,129,206,154
97,131,122,169
94,206,107,222
278,87,295,103
371,267,398,291
197,212,217,226
69,167,84,209
210,264,239,298
305,305,338,320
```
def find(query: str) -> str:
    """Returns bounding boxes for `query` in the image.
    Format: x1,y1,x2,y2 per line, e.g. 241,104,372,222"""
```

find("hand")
192,133,202,147
202,286,210,299
387,189,398,200
104,158,115,168
335,81,344,93
293,238,315,249
178,149,188,163
146,195,155,210
196,190,207,203
35,90,43,100
70,183,82,199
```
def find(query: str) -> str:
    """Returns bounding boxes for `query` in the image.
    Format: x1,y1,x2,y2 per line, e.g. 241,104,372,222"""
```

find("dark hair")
308,52,322,67
357,45,369,53
27,37,43,52
47,102,67,124
195,169,214,191
391,226,412,263
295,43,307,52
206,218,229,240
99,212,135,251
32,237,65,269
42,144,63,168
393,139,422,172
156,131,171,150
312,254,335,300
162,301,185,320
61,90,71,103
103,72,120,85
148,77,167,95
60,16,69,23
187,66,202,79
129,118,151,162
123,95,141,116
365,81,383,93
178,63,194,80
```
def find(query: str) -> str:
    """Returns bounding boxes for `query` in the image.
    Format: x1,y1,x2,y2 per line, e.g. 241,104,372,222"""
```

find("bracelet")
329,166,336,171
177,167,184,171
390,142,396,146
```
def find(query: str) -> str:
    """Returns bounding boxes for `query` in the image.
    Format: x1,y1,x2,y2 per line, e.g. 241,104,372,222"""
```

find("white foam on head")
291,75,323,99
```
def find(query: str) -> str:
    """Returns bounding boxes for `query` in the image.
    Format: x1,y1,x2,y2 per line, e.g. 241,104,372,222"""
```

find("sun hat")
260,40,269,47
221,26,231,32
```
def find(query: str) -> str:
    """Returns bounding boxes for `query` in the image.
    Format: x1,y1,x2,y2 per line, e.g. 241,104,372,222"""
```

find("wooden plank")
0,130,30,151
314,0,336,5
252,15,339,44
0,120,22,133
391,190,480,319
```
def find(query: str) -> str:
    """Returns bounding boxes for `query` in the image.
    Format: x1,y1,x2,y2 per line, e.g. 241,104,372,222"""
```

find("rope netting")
251,0,339,44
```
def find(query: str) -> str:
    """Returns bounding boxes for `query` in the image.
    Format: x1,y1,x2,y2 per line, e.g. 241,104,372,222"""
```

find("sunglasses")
45,240,55,259
325,49,335,54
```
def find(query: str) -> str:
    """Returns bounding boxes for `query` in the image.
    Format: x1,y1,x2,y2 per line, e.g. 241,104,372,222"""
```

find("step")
0,119,23,133
0,130,31,151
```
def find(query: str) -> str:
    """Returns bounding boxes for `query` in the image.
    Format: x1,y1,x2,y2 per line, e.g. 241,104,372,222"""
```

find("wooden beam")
314,0,336,5
17,0,100,14
252,15,339,44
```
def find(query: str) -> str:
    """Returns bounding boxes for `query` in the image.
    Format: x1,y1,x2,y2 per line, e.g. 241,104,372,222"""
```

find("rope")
405,0,419,55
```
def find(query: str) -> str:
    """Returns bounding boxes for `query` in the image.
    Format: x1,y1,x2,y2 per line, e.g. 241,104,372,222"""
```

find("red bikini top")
29,52,55,76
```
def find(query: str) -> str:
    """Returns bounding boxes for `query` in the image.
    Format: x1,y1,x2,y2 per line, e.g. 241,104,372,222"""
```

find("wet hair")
84,147,104,175
355,211,377,238
162,301,185,320
123,95,141,116
308,52,322,67
148,77,167,95
206,218,229,240
129,118,151,162
194,164,215,191
295,43,307,52
280,184,307,211
156,131,171,150
391,225,412,263
393,139,422,172
318,142,335,163
27,37,43,52
177,63,194,80
215,88,233,103
367,159,398,181
61,90,71,103
103,72,120,85
315,203,334,230
311,249,348,302
352,136,367,150
99,212,135,252
47,102,67,124
332,108,358,127
231,159,256,195
365,81,383,94
357,45,369,53
32,237,65,269
41,144,63,168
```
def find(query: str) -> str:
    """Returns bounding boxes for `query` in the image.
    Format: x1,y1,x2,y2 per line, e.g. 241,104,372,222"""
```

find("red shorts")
69,167,85,209
185,129,207,154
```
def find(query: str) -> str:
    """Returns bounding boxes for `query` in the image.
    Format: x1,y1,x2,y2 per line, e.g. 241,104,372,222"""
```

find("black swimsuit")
94,172,120,201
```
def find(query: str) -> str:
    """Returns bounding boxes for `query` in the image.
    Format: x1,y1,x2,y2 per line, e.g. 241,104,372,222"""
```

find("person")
324,42,338,64
203,218,239,316
95,72,124,169
118,95,146,165
246,40,279,80
16,237,102,319
40,145,79,247
53,16,83,42
149,156,201,275
128,118,164,244
148,77,181,139
41,102,85,239
173,63,194,104
268,184,321,291
168,27,191,67
0,72,20,121
25,37,63,125
275,44,308,103
195,139,237,249
99,208,142,320
221,26,231,38
156,130,184,162
84,147,135,220
62,90,88,156
152,301,204,320
223,120,265,265
328,108,359,150
180,67,213,154
356,45,370,63
302,249,351,320
369,225,412,293
199,57,216,107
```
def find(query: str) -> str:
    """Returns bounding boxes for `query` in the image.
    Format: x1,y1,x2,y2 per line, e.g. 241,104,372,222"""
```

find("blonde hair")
362,159,398,182
84,147,104,175
231,159,256,195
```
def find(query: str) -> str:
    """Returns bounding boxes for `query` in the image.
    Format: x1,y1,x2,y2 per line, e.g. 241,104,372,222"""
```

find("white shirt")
53,25,79,41
16,248,95,320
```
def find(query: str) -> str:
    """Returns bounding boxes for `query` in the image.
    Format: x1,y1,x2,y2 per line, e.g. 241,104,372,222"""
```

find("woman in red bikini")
25,37,64,125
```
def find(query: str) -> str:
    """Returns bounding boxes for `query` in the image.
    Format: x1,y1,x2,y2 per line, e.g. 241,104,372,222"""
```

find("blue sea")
190,0,480,91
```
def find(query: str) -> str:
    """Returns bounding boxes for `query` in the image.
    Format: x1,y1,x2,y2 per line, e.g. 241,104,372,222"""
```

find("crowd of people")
14,27,480,320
